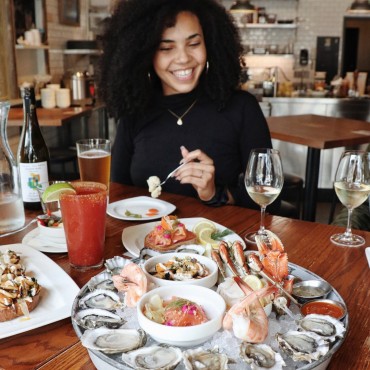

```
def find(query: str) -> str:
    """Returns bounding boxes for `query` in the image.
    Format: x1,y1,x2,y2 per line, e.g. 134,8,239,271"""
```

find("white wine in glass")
244,148,284,244
330,150,370,247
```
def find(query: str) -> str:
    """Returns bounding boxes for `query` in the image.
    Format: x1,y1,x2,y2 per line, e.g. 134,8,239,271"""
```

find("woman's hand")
174,146,216,201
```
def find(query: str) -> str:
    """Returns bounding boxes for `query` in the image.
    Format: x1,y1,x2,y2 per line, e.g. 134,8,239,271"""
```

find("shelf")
238,23,297,29
15,44,49,50
63,49,102,55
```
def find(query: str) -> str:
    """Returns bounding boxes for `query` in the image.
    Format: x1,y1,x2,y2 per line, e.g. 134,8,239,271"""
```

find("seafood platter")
71,217,348,370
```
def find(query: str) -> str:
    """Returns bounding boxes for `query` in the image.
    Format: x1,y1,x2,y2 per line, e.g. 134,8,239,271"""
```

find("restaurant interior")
0,1,369,369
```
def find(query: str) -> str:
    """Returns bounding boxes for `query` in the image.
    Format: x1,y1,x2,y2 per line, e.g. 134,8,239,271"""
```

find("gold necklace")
167,100,197,126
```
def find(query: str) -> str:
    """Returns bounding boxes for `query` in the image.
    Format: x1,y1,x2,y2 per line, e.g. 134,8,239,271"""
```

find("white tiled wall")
223,0,352,71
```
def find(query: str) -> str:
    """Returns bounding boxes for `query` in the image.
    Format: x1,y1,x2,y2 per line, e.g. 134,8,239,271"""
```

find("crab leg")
211,250,227,279
231,241,250,275
247,254,300,307
219,241,239,276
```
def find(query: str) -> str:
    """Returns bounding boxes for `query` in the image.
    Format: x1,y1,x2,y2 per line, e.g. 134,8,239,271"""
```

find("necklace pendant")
177,118,183,126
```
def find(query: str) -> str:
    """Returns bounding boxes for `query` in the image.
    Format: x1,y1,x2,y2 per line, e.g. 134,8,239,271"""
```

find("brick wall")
46,0,90,83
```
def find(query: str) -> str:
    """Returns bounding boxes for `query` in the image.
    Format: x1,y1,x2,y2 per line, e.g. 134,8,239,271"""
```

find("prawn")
223,276,277,343
112,262,148,307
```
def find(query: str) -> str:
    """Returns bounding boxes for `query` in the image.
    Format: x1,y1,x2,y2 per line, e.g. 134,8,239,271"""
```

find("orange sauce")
301,301,344,319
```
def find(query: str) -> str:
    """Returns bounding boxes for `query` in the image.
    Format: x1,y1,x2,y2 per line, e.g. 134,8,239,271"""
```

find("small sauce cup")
292,279,332,304
300,299,347,320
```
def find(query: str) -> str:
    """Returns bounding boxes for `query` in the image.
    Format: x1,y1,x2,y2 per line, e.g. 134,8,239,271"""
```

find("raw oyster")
79,289,123,311
105,256,128,275
276,330,329,363
297,314,346,342
81,327,146,354
88,272,116,292
240,343,285,370
183,347,228,370
73,308,125,329
121,344,182,370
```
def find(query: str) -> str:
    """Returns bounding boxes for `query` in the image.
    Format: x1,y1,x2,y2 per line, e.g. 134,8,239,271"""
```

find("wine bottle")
17,87,50,210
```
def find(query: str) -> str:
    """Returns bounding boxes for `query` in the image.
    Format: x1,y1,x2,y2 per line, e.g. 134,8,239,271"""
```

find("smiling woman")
98,0,294,217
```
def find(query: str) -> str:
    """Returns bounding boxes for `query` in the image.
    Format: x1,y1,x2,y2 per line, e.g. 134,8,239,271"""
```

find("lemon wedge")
198,227,220,249
193,220,216,235
242,274,264,291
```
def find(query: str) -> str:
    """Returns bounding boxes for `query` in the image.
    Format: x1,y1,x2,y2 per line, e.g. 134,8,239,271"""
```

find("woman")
99,0,284,211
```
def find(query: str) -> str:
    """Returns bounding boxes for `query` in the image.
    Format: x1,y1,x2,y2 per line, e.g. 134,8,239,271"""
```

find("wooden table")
267,114,370,221
0,183,369,369
8,103,109,139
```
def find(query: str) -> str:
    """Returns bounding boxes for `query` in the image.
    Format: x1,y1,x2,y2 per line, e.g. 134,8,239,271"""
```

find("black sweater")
111,89,273,209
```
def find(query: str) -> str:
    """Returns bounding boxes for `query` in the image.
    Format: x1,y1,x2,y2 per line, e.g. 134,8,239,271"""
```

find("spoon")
0,218,37,238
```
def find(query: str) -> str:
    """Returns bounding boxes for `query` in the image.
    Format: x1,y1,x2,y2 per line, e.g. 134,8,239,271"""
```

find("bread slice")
0,290,41,322
144,231,197,252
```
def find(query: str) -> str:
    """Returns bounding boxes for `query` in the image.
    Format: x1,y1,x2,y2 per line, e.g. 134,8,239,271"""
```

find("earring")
206,61,209,74
148,71,151,81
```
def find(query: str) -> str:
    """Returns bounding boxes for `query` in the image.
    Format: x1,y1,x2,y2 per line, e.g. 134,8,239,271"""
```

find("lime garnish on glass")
41,182,76,203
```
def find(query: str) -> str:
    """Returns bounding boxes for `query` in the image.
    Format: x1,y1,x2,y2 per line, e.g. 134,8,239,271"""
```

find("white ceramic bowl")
143,252,218,288
37,220,66,241
137,285,226,346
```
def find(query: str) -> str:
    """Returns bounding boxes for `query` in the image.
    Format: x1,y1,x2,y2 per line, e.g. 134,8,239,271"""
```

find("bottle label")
19,162,49,202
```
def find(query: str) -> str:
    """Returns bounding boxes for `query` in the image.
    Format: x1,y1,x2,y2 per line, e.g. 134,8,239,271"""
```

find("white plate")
121,217,245,257
107,196,176,221
22,228,68,253
0,244,79,339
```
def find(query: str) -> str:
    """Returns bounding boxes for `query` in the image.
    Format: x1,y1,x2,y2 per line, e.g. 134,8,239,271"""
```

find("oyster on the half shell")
240,343,285,370
183,347,228,370
73,308,125,329
297,314,346,342
121,344,182,370
276,330,329,363
88,272,116,292
81,327,146,354
79,289,123,311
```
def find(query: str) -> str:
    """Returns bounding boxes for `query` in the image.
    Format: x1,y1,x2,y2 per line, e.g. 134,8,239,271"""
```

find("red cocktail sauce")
301,301,344,319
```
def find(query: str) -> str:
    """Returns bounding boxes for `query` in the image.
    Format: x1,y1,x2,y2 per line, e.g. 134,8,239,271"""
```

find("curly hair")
98,0,243,119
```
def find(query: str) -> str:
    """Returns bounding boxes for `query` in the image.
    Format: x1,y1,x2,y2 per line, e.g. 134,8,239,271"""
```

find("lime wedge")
41,182,76,203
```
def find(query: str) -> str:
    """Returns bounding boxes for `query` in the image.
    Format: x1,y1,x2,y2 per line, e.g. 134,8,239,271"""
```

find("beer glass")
76,138,111,189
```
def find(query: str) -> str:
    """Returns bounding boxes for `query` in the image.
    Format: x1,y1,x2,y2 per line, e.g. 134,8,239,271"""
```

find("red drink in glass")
60,182,107,269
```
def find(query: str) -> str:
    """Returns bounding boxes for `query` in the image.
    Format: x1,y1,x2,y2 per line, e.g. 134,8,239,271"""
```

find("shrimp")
112,263,148,307
223,276,277,343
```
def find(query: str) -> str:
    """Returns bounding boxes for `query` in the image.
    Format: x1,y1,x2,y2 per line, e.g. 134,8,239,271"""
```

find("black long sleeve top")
111,88,273,209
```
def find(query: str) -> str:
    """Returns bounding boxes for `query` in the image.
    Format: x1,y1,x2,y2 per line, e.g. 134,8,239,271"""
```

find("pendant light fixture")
348,0,370,13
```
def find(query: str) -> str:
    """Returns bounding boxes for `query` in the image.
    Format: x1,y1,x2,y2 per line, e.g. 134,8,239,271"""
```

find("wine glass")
330,150,370,247
244,148,284,244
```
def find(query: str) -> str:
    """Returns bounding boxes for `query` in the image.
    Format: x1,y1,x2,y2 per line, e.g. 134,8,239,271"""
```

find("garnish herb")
211,228,233,240
125,210,142,218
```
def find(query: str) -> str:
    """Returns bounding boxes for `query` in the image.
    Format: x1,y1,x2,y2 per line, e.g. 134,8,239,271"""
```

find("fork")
158,161,187,187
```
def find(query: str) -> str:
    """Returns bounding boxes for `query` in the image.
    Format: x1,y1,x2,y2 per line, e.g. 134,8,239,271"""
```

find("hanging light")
229,0,258,24
348,0,370,13
230,0,255,11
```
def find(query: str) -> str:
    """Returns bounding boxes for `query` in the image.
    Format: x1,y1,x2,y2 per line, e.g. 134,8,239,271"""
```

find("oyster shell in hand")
240,343,285,370
183,347,228,370
297,314,346,342
81,327,146,354
78,289,123,311
121,344,182,370
276,330,329,363
73,308,125,329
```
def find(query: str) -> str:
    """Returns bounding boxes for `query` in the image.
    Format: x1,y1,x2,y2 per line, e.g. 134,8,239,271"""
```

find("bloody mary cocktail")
60,182,107,269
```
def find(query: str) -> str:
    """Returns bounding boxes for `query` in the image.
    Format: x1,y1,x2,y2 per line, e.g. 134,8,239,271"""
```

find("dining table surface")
0,182,369,370
267,114,370,222
7,102,109,140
